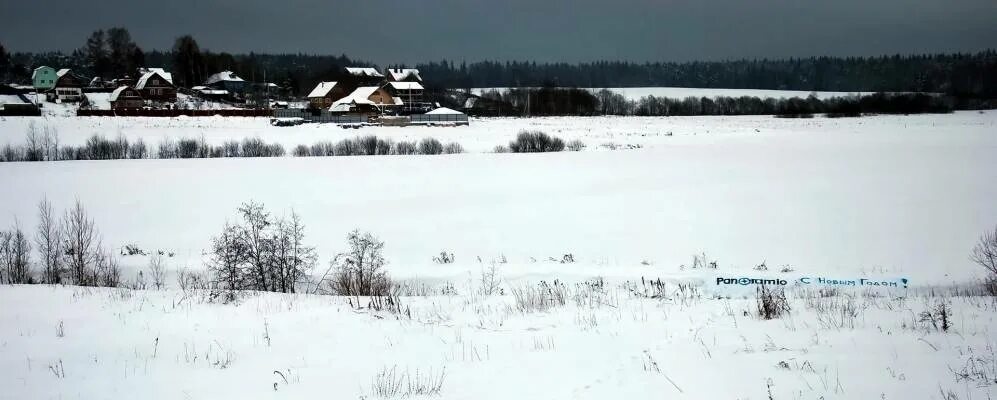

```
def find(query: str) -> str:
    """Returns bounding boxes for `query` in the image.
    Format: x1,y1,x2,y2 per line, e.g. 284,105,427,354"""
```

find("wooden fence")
77,109,273,117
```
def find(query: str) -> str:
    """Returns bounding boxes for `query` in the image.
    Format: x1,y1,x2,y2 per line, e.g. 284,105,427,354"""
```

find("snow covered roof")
307,81,338,98
426,107,464,115
193,86,229,95
387,81,424,91
135,70,173,90
56,69,71,78
387,68,422,82
205,71,245,85
139,68,173,85
345,67,384,78
331,86,380,109
0,94,29,105
108,86,139,101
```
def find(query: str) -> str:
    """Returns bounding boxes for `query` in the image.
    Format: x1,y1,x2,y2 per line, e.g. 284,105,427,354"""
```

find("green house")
32,66,56,91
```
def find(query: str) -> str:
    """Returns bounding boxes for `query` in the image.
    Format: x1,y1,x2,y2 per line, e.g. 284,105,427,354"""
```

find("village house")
344,67,385,88
134,69,177,104
48,69,84,103
306,81,349,109
32,66,57,91
109,86,144,109
205,71,247,94
329,86,399,116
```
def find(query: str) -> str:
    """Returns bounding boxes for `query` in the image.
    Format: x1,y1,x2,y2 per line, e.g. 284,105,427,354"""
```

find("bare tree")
36,197,62,283
237,201,272,291
209,221,245,300
148,253,166,290
284,211,317,293
1,222,33,284
62,200,101,286
971,225,997,276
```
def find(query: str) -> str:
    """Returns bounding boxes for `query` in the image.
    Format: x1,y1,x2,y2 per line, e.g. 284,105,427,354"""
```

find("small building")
329,86,398,115
32,66,57,91
109,86,144,109
386,68,422,82
48,69,84,103
205,71,247,94
0,84,41,116
135,70,177,103
306,81,348,109
191,86,230,101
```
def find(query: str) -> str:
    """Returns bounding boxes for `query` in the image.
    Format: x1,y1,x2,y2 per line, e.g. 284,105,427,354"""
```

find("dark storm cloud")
1,0,994,63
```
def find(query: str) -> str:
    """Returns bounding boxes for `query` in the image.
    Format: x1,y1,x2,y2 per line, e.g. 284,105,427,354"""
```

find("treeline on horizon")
0,30,995,98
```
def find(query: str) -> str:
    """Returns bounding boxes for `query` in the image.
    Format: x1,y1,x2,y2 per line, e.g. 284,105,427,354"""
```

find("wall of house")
33,67,56,90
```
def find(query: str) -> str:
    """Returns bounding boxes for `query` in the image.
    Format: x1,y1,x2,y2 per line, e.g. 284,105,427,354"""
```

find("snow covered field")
1,111,996,399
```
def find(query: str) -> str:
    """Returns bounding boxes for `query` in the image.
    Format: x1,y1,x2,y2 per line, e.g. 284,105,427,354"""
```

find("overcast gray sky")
1,0,995,64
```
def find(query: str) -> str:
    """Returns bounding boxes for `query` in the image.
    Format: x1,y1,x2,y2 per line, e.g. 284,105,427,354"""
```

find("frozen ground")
0,112,995,399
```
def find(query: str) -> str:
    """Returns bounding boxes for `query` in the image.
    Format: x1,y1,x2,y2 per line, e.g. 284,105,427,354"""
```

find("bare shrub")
369,366,446,398
756,285,790,319
443,142,464,154
418,138,444,155
433,251,455,264
325,230,392,298
511,280,568,313
478,263,502,296
919,298,952,332
148,254,166,290
508,130,565,153
393,141,418,155
292,144,309,157
566,139,586,151
492,145,509,153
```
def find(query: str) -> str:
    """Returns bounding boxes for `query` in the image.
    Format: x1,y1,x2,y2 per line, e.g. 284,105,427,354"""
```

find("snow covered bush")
508,130,565,153
566,139,586,151
972,225,997,296
443,142,464,154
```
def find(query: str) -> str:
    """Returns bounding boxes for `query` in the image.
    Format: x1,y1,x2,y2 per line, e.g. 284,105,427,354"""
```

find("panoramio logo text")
716,277,909,288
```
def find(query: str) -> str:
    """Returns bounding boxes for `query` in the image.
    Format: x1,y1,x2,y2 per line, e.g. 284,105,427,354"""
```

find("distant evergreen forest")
1,30,995,99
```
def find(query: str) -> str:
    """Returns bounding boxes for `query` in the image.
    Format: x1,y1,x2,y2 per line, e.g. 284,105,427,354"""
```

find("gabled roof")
109,86,140,102
426,107,464,115
387,68,422,82
307,81,339,98
387,81,424,91
135,70,174,90
330,86,399,111
205,71,245,85
139,68,173,85
345,67,384,78
56,69,72,78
